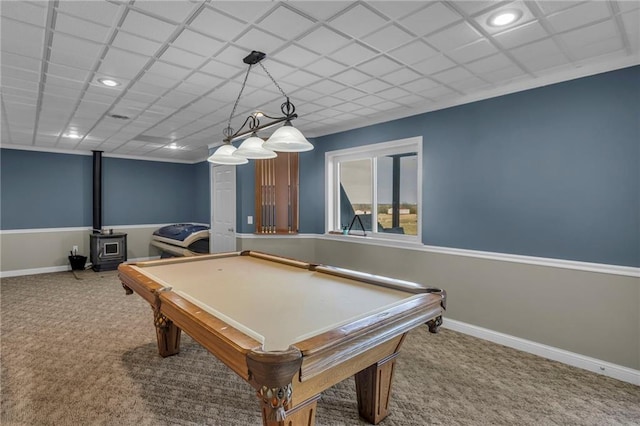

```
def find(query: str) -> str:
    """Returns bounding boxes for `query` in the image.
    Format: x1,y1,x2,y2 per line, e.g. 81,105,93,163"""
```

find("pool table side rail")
314,265,440,294
160,291,262,380
241,250,314,269
119,263,262,381
133,251,241,267
295,292,444,380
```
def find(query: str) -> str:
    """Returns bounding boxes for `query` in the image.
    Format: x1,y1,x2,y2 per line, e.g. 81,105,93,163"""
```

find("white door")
210,165,237,253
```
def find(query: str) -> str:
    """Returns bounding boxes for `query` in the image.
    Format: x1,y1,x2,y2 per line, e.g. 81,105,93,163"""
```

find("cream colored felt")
133,256,413,351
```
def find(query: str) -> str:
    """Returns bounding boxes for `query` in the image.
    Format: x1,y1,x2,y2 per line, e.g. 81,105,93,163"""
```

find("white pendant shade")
263,123,314,152
234,135,277,159
207,144,248,165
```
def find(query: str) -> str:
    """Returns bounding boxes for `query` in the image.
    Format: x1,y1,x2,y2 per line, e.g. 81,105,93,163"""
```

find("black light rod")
225,114,297,143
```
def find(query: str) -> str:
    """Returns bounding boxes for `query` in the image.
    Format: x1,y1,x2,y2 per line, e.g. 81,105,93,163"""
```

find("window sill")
322,232,423,248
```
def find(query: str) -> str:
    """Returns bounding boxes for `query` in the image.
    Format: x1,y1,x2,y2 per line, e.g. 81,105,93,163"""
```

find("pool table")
118,250,446,425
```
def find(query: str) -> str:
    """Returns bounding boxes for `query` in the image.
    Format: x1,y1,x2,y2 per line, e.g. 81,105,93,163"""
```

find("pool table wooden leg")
260,394,320,426
354,352,400,425
153,308,181,357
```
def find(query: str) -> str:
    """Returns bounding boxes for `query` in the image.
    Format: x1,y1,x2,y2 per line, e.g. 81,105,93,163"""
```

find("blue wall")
0,149,208,229
238,66,639,267
3,66,638,266
0,149,93,229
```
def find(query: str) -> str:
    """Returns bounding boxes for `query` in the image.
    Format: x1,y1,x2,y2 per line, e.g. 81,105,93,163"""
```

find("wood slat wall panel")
255,153,299,234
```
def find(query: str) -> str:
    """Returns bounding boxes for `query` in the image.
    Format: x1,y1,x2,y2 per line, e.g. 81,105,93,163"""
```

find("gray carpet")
1,270,638,425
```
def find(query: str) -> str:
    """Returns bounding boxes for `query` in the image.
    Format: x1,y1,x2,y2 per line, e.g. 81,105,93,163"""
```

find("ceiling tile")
426,22,482,52
199,60,243,79
55,12,112,43
432,66,474,84
367,2,429,20
307,79,347,96
296,26,351,54
258,4,316,40
492,21,549,49
281,69,322,87
546,1,611,33
376,86,412,101
509,38,564,63
119,10,178,42
331,42,378,66
56,1,122,26
447,39,499,63
99,48,149,80
398,2,462,36
362,24,415,52
233,28,286,53
537,1,583,15
453,1,501,16
1,1,47,27
571,37,624,61
160,46,207,69
333,87,368,101
273,44,321,67
291,2,354,21
1,52,41,73
1,18,45,58
132,1,199,23
388,40,439,65
329,3,388,38
49,33,101,69
189,7,246,41
112,31,163,56
306,57,348,77
561,20,618,50
411,54,457,75
146,61,192,80
172,29,225,56
380,67,422,85
357,55,403,76
2,65,40,83
332,68,372,85
356,78,393,94
479,65,527,83
466,53,515,74
402,77,441,94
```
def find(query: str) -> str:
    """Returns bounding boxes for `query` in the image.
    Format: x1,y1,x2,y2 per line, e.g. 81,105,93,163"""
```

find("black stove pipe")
92,151,103,234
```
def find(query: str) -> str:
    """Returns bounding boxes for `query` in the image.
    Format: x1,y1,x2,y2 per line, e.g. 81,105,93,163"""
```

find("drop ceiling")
1,1,638,163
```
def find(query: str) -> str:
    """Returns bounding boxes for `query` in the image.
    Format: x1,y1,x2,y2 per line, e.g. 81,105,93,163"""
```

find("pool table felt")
131,255,417,351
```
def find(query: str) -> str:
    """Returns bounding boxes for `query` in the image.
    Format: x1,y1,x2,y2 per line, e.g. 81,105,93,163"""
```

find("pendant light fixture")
207,51,313,165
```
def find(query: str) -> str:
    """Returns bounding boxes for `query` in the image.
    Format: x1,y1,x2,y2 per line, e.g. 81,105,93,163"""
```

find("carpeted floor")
1,270,638,425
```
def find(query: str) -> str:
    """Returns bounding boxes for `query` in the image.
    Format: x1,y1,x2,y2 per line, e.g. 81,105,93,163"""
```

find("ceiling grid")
0,0,638,162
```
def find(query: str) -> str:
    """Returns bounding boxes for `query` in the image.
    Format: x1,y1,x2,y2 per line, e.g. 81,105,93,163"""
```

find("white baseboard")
1,265,70,278
443,318,640,386
0,256,160,279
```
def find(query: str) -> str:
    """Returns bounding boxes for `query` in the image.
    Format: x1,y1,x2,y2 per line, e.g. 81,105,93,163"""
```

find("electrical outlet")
72,245,78,253
247,215,253,225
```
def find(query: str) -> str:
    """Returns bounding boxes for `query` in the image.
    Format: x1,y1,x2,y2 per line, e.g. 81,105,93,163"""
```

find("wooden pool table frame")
118,250,446,426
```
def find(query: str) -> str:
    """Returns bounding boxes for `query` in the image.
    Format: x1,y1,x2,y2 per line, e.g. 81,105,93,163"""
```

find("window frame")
325,136,423,243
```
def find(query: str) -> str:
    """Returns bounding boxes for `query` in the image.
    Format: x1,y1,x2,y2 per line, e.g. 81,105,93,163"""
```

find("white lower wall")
2,229,638,385
0,225,164,277
237,233,640,384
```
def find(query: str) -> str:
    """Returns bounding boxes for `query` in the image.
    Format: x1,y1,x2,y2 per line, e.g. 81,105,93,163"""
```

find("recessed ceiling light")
65,132,81,139
488,9,522,27
98,78,120,87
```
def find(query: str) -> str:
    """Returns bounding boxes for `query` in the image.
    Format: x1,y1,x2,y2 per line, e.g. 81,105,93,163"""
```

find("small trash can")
68,255,87,271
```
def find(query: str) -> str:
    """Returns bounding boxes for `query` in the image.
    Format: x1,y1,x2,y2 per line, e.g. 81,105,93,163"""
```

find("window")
326,137,422,242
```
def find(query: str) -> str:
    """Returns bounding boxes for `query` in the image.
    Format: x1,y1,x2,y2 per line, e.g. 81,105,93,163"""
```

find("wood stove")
89,151,128,271
90,232,127,271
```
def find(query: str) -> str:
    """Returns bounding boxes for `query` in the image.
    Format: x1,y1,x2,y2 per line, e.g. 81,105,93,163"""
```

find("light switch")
247,216,253,225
